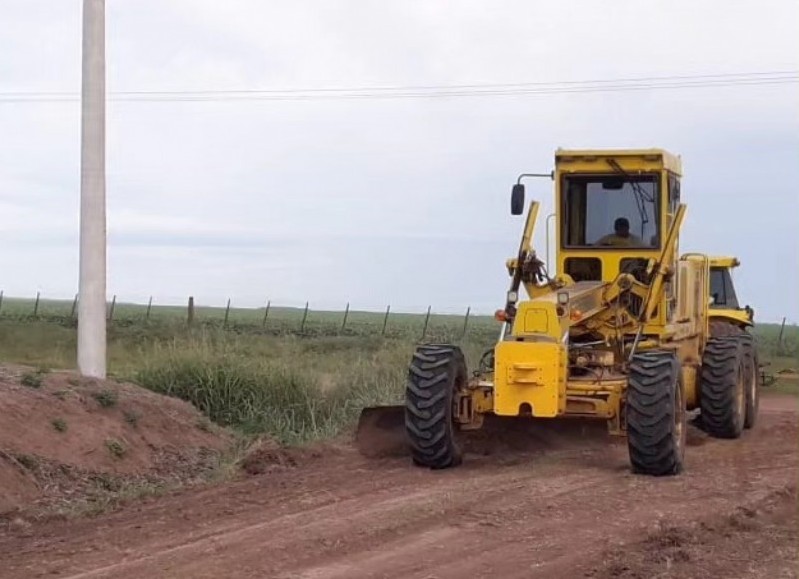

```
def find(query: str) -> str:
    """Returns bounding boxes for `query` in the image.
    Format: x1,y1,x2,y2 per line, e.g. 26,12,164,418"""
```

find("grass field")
0,299,503,444
0,298,795,445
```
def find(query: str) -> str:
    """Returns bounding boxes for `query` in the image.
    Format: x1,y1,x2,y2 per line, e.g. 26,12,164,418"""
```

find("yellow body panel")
493,341,567,417
709,309,752,327
682,365,698,409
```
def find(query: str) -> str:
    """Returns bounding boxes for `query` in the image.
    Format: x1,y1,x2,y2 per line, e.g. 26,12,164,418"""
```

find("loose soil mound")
238,437,341,475
355,408,618,460
0,366,232,515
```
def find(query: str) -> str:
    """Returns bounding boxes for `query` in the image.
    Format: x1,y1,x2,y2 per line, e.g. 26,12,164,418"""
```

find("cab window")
709,267,739,309
562,175,660,249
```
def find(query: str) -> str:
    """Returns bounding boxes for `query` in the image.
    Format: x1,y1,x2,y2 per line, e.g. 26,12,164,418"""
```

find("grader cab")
357,148,759,476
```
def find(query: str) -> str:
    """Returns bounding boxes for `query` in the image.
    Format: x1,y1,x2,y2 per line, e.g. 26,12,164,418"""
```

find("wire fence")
0,292,500,343
0,291,794,352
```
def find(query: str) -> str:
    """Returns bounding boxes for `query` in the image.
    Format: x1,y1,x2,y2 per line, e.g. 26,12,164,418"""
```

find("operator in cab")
596,217,643,247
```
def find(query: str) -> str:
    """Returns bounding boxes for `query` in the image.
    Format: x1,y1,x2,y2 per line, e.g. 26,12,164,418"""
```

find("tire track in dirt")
54,464,617,578
1,396,796,579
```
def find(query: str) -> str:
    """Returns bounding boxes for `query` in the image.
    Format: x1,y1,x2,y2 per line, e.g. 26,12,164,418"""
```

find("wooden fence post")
300,302,309,333
778,316,787,349
421,305,432,341
224,298,231,328
262,300,271,328
341,302,350,333
145,296,153,321
461,306,471,339
0,290,4,314
108,294,117,321
33,291,41,317
71,293,78,318
382,305,391,336
187,296,195,326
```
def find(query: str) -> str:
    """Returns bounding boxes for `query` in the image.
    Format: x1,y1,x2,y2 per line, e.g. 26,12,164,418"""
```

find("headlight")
557,291,570,305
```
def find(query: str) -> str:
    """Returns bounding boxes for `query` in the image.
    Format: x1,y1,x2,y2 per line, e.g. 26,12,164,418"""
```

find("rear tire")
700,337,746,438
742,336,759,430
627,351,685,476
405,344,466,469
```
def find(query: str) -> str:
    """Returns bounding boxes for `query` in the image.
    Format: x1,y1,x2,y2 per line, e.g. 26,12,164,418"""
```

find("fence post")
778,316,787,350
341,302,350,333
33,291,41,317
71,293,78,318
300,301,309,333
461,306,471,339
382,305,391,336
145,296,153,321
421,305,432,341
108,294,116,321
224,298,231,328
262,300,271,328
187,296,195,326
0,290,4,315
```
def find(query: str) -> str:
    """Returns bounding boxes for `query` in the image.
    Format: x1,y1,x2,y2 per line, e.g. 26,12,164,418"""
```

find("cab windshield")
562,174,660,249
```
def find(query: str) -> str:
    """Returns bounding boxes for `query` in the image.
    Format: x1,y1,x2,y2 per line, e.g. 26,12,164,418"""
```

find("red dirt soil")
1,394,796,578
0,366,231,515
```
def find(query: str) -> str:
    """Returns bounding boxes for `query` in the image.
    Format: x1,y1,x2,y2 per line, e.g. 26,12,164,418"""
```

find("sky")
0,0,797,321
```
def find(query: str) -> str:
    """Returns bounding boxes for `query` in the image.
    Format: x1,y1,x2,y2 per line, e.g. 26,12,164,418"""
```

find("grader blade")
355,405,408,458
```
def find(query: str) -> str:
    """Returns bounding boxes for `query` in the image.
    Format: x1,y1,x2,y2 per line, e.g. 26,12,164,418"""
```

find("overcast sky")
1,1,797,321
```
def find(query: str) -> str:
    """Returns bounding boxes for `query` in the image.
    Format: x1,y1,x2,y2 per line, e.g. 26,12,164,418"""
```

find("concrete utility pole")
78,0,107,378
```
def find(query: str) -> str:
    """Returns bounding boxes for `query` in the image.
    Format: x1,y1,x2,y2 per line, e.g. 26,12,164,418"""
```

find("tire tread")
627,350,684,476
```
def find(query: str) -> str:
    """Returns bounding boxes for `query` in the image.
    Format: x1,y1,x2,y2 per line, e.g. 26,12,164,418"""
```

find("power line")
1,70,797,103
5,70,798,96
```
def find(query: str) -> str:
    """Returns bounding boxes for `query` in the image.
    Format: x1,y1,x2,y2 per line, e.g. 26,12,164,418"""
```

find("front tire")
405,344,466,469
700,337,746,438
627,351,686,476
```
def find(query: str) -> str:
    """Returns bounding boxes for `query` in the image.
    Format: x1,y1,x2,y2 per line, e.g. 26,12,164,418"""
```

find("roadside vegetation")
0,304,794,446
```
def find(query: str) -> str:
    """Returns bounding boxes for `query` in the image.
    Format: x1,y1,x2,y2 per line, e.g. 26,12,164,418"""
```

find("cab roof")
709,256,741,268
555,148,682,175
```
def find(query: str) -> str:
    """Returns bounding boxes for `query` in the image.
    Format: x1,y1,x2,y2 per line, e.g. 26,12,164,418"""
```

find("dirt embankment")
0,366,232,516
0,393,796,579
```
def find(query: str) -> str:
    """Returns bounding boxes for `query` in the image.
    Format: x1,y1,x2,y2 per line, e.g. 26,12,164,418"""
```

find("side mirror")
511,184,525,215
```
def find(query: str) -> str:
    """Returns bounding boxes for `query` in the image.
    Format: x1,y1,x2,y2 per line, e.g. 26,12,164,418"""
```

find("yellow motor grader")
358,148,759,476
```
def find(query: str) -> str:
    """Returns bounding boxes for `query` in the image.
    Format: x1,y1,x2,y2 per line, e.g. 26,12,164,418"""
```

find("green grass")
0,308,794,446
105,439,127,459
92,389,119,408
123,409,140,428
0,311,499,445
21,371,44,388
770,379,799,397
131,333,492,444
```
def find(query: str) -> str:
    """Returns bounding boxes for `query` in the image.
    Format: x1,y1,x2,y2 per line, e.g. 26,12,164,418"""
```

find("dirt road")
1,395,796,579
